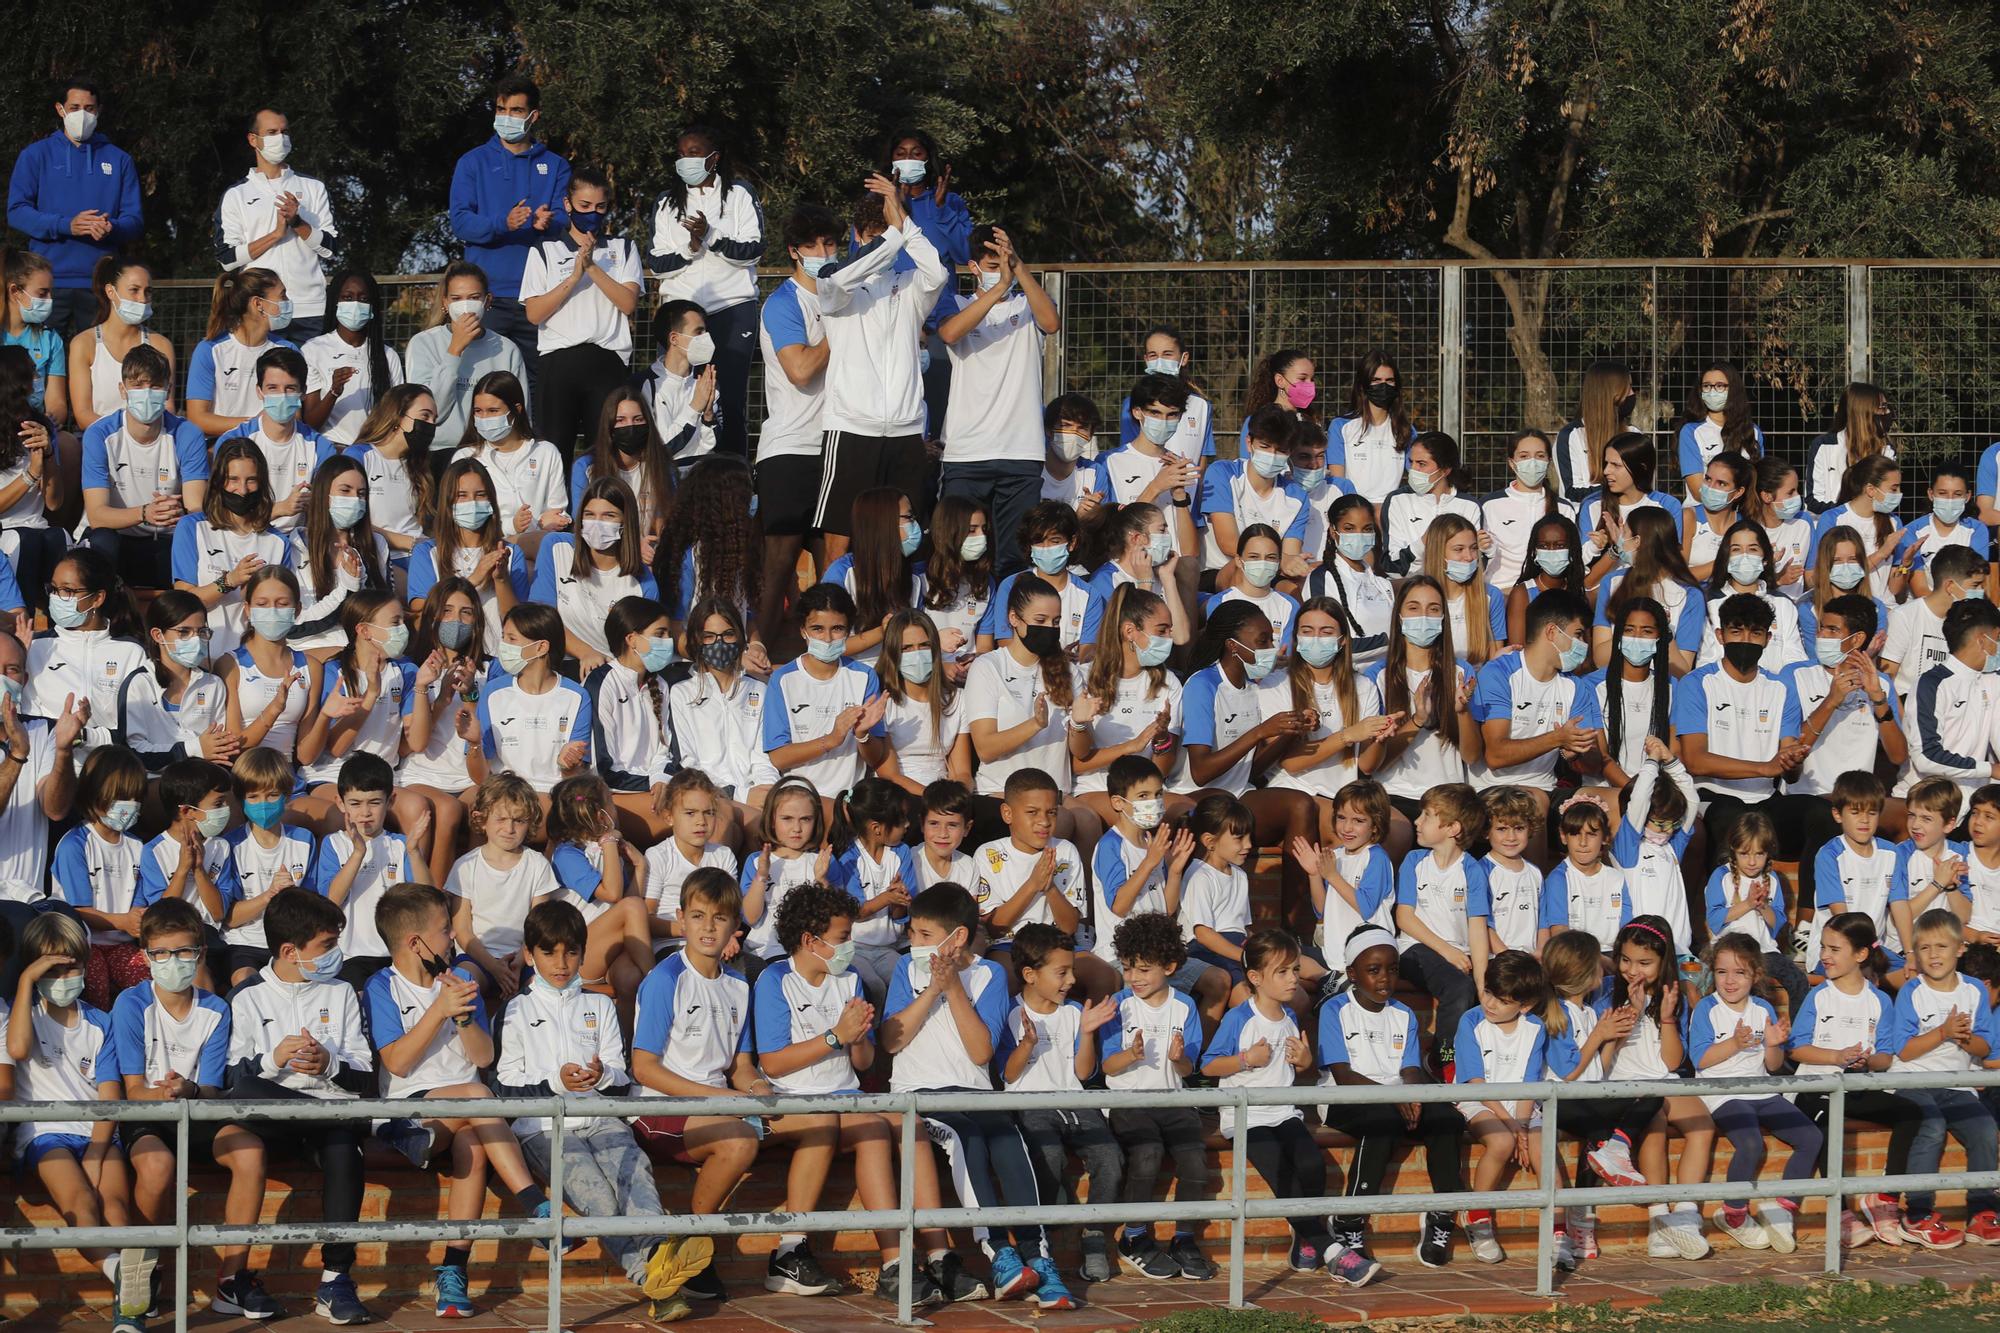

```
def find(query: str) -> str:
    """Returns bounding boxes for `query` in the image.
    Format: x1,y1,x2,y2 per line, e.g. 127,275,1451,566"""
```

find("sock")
513,1183,549,1214
1123,1225,1149,1242
442,1246,470,1271
1674,1201,1700,1216
1722,1206,1747,1224
321,1270,343,1285
103,1257,120,1284
776,1234,806,1257
1467,1209,1494,1226
1554,1222,1566,1236
1647,1203,1670,1219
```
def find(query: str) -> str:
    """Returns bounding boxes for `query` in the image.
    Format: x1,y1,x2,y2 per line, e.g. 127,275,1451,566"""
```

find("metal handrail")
5,1068,1999,1326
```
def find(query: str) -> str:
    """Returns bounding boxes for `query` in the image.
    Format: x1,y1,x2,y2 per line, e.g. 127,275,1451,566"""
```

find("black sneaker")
212,1271,286,1320
765,1246,838,1296
679,1263,727,1303
1116,1233,1179,1281
1418,1212,1456,1268
1169,1235,1218,1280
875,1260,944,1308
926,1252,989,1303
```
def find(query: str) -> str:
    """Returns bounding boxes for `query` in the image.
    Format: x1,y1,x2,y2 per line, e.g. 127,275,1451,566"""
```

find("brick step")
1,1126,1963,1309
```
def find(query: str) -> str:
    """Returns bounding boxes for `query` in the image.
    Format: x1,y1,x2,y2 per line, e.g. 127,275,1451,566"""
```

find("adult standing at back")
647,125,763,459
6,77,142,338
938,225,1058,579
448,73,570,399
884,129,972,430
215,107,335,343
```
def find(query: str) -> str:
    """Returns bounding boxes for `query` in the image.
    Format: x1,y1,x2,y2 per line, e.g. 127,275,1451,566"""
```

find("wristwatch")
822,1030,842,1049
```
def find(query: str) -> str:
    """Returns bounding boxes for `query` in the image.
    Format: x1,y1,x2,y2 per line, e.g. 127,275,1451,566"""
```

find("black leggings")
1555,1094,1662,1188
1322,1100,1464,1233
1796,1087,1923,1180
231,1076,365,1272
705,300,758,459
1245,1118,1329,1245
535,343,630,466
83,527,174,591
924,1102,1047,1259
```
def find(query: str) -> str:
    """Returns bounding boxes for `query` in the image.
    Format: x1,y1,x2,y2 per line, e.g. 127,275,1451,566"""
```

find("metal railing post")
1824,1084,1846,1277
1847,264,1873,384
175,1100,189,1333
1227,1091,1249,1309
897,1093,917,1326
546,1100,565,1333
1534,1086,1558,1297
1438,266,1464,442
1042,270,1064,397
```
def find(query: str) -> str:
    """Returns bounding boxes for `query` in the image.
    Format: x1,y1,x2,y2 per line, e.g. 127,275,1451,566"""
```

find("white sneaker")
1712,1205,1769,1250
1569,1207,1599,1260
1554,1229,1579,1272
1841,1209,1876,1249
1586,1135,1647,1189
1647,1215,1678,1258
1466,1217,1505,1264
1757,1203,1796,1254
1665,1208,1712,1259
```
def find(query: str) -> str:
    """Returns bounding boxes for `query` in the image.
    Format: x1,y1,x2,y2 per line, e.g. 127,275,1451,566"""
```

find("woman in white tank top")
68,258,177,432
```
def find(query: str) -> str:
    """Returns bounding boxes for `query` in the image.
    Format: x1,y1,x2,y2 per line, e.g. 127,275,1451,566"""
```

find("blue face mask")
328,495,367,529
125,387,168,425
534,970,584,998
0,676,20,704
1250,449,1289,479
1775,494,1804,521
639,637,676,673
266,299,293,331
899,520,922,558
1296,633,1340,668
801,255,833,278
1935,498,1967,526
262,392,302,424
452,500,493,531
304,945,345,983
1816,636,1849,669
1618,636,1659,666
1336,531,1375,561
571,210,604,235
1445,558,1478,584
474,414,513,443
334,301,373,331
899,649,935,683
806,635,847,664
1030,543,1070,575
1614,542,1636,567
1295,467,1326,491
1829,562,1865,590
1402,615,1443,648
250,607,296,641
1700,484,1734,512
1140,416,1177,446
1534,549,1571,576
1136,634,1173,668
1556,628,1589,673
244,797,285,829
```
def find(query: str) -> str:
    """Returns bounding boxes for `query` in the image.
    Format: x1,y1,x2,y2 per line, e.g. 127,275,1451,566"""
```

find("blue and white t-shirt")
477,674,593,793
111,983,230,1090
1317,991,1421,1084
753,958,862,1094
1538,859,1627,947
1671,662,1802,802
883,953,1010,1093
1203,999,1305,1133
1788,979,1895,1081
1395,848,1492,956
632,951,752,1092
761,656,884,796
1198,459,1311,571
1469,650,1602,792
1688,992,1780,1110
363,962,490,1098
1101,987,1203,1092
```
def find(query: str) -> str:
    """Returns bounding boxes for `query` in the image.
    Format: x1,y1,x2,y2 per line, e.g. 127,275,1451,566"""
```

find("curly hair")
774,882,864,957
1112,910,1187,971
655,455,761,620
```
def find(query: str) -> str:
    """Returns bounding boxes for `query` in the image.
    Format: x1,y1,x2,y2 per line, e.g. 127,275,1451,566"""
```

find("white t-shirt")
445,846,560,958
1207,1000,1303,1134
1000,998,1086,1093
941,292,1045,464
303,334,404,445
519,235,643,356
882,690,964,789
972,836,1089,948
642,839,738,928
961,649,1078,796
1074,670,1183,795
451,439,568,541
1180,860,1251,943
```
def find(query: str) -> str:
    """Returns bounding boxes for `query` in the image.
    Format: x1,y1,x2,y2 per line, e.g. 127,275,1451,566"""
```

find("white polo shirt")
519,235,642,356
757,278,826,462
1672,662,1801,803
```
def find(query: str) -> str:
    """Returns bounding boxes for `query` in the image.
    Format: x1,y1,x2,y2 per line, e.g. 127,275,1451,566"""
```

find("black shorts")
812,431,928,534
756,453,825,538
222,944,272,980
125,1117,223,1156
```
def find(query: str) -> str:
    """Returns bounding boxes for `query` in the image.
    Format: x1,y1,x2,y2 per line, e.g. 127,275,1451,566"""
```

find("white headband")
1344,927,1398,969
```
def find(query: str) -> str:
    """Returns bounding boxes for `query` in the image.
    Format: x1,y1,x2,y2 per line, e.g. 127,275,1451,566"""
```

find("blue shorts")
1188,931,1248,986
1169,957,1214,993
18,1131,111,1169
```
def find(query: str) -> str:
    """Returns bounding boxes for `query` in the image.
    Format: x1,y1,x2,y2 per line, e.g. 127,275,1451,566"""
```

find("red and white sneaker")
1568,1207,1599,1260
1964,1211,2000,1245
1586,1135,1647,1189
1899,1214,1964,1250
1840,1210,1875,1249
1857,1193,1904,1245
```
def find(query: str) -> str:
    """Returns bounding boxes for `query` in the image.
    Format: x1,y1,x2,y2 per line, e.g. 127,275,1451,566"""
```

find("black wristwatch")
822,1030,842,1049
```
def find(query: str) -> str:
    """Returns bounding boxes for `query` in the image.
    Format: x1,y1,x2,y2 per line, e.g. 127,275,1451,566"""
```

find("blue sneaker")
313,1275,372,1326
989,1246,1040,1301
531,1199,584,1255
1328,1246,1384,1288
433,1265,473,1319
1028,1258,1079,1310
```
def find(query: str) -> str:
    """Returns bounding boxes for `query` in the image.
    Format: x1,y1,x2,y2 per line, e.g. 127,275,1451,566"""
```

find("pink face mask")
1284,379,1317,411
1642,826,1674,846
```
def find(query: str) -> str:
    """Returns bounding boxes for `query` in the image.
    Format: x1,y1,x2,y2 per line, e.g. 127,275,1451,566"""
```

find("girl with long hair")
1071,584,1185,826
293,590,414,832
402,260,527,445
398,576,494,882
0,346,62,611
301,269,402,444
1676,360,1762,499
963,574,1097,849
1420,513,1504,666
1242,348,1316,431
406,457,528,647
1086,502,1192,645
287,454,392,656
1360,576,1481,858
1554,359,1635,494
1590,507,1705,676
529,476,659,673
68,255,175,432
1593,597,1674,794
185,267,292,437
1681,450,1753,583
26,548,145,763
2,245,67,422
1304,494,1394,665
1747,456,1810,601
1577,433,1683,590
570,385,674,549
876,609,972,796
1327,349,1415,506
1506,512,1586,645
667,595,768,840
1267,597,1393,841
920,494,993,684
170,437,289,660
586,594,683,844
654,453,765,660
219,566,317,778
1811,454,1905,601
450,369,568,548
1478,427,1568,589
1382,430,1479,575
824,486,928,669
1808,382,1895,511
1803,525,1892,659
344,383,439,573
1698,521,1807,672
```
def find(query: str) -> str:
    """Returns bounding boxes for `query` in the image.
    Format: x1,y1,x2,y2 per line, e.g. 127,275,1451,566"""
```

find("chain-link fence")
142,262,2000,493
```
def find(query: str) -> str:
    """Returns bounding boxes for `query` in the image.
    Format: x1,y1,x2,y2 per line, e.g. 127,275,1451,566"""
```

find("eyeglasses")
46,585,91,599
165,627,214,642
144,946,203,964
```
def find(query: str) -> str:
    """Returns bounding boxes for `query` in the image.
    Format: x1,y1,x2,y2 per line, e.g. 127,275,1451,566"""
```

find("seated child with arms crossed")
364,883,554,1318
1098,912,1216,1282
495,899,712,1322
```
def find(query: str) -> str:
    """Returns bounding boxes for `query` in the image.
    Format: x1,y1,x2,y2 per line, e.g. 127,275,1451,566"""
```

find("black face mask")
611,424,651,457
1019,625,1062,658
220,489,261,517
413,937,451,981
1721,641,1763,674
1617,394,1638,422
1365,382,1399,408
403,419,437,453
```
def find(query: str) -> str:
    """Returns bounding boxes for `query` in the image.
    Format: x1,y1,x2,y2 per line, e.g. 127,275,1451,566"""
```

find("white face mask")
682,332,716,366
63,109,98,142
1127,797,1164,829
446,297,485,322
580,518,624,550
977,269,1005,292
259,133,292,164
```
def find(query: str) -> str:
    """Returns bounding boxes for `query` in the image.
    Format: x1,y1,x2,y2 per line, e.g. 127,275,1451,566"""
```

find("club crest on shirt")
974,877,992,904
318,1007,330,1026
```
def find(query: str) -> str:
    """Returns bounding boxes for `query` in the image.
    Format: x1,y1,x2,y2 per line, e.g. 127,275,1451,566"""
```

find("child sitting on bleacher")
1452,950,1553,1268
446,771,561,1003
217,747,317,987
